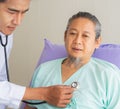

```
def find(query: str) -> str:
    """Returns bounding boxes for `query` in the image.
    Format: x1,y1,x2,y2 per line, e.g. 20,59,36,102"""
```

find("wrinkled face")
0,0,30,35
64,18,101,61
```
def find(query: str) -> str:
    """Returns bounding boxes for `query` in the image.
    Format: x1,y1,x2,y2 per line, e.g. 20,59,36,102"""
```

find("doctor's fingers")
54,90,73,107
50,85,74,95
60,85,74,93
48,98,71,108
56,99,72,108
63,93,73,99
48,96,72,108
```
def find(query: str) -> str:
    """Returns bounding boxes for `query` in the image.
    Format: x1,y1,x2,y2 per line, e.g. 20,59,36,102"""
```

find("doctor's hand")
44,85,74,107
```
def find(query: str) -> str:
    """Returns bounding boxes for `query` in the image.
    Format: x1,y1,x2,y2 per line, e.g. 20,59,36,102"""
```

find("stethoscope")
0,35,10,81
0,35,46,105
22,81,79,105
0,35,79,105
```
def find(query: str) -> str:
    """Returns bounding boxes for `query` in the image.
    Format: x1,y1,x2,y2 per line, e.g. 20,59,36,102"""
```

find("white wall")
9,0,120,86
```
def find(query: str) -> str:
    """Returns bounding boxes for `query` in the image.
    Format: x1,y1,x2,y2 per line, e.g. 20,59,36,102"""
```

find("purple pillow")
36,39,120,68
92,44,120,68
36,39,67,67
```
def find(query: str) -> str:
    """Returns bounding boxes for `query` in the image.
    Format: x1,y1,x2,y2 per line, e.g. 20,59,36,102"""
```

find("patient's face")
64,18,101,61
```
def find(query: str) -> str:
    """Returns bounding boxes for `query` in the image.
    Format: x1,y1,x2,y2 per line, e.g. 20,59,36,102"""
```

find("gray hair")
66,11,101,39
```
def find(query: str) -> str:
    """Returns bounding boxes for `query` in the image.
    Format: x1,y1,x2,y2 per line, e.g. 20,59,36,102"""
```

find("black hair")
0,0,6,2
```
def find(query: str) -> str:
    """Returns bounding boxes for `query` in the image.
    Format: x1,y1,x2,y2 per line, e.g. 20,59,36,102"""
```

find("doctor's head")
0,0,30,35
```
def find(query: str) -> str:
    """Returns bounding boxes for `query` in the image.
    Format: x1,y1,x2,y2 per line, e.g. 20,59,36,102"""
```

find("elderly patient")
24,11,120,109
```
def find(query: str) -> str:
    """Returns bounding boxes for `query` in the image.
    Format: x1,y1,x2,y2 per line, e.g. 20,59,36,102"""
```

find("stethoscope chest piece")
71,81,79,89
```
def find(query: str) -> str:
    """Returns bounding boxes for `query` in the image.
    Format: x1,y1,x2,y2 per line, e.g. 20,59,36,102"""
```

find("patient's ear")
95,36,102,48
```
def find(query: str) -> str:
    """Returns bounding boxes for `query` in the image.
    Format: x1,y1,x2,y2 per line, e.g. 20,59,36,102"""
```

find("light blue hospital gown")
29,58,120,109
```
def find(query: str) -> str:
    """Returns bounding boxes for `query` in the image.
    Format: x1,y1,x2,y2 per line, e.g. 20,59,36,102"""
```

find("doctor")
0,0,73,109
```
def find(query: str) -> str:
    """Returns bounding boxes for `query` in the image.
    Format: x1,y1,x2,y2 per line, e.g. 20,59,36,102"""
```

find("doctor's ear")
64,30,67,41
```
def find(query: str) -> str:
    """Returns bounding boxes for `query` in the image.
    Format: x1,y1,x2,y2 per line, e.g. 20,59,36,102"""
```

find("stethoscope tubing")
22,100,46,105
0,35,10,81
0,35,46,105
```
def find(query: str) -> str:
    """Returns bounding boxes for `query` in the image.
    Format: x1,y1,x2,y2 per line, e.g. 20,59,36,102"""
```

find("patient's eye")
67,30,78,36
70,31,77,35
83,34,89,38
